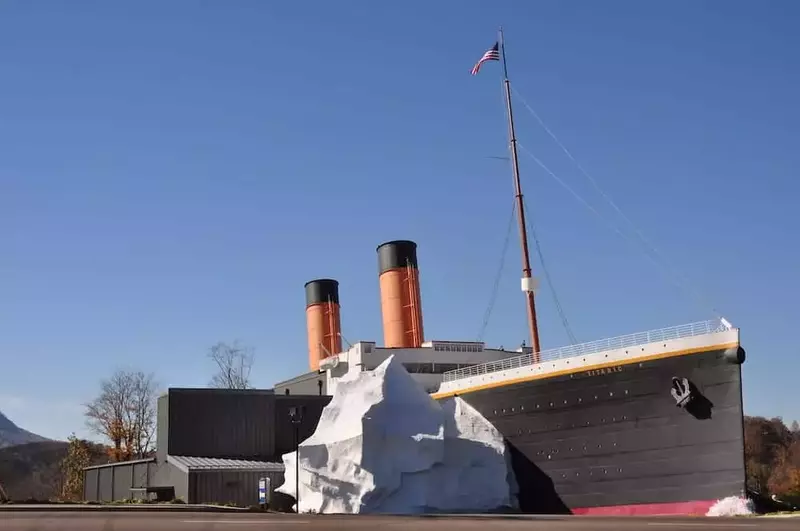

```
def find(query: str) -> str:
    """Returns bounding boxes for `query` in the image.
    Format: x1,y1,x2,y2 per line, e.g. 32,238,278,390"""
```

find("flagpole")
498,27,542,360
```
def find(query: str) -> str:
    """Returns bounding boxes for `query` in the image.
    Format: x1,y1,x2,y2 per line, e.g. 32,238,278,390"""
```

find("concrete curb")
0,504,256,513
2,505,796,518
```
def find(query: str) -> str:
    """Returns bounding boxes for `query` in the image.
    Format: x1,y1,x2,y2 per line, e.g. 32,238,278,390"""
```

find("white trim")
442,319,732,383
436,327,739,395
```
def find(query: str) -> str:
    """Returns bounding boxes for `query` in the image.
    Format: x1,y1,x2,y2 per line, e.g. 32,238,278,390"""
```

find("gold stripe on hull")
430,341,739,399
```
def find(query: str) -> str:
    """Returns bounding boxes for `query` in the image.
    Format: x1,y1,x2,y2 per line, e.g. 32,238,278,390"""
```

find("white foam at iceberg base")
706,496,755,516
276,355,517,514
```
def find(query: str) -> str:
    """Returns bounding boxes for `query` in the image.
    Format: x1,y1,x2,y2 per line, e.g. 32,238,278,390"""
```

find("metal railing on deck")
441,319,730,383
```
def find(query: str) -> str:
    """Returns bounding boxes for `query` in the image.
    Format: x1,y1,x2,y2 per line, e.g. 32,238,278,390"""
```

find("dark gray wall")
189,469,285,507
274,371,327,396
83,468,98,501
98,466,113,502
112,464,130,500
162,388,330,462
273,395,331,457
167,389,277,460
83,459,157,502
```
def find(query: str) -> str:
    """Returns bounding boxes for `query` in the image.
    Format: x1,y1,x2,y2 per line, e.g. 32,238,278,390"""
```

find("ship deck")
434,319,739,397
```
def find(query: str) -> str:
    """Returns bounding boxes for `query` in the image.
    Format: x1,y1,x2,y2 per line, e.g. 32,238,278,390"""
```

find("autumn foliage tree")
745,416,800,504
59,434,91,501
84,370,159,462
768,443,800,498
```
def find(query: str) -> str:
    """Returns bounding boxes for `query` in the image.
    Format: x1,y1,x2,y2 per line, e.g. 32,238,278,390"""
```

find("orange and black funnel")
305,278,342,372
377,240,424,348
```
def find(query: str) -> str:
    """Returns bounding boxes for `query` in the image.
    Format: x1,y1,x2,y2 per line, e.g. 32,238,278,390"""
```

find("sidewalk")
0,503,255,512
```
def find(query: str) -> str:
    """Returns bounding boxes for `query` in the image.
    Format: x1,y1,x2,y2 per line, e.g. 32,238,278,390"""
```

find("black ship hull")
435,346,746,515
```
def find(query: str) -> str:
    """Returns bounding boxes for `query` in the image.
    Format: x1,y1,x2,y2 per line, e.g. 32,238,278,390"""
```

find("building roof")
83,457,156,471
274,370,323,387
166,455,285,473
166,387,275,395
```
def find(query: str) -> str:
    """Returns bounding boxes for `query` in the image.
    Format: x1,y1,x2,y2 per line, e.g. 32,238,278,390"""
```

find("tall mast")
499,27,542,359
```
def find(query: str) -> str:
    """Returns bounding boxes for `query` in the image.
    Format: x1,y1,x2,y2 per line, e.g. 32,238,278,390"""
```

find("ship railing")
442,319,730,383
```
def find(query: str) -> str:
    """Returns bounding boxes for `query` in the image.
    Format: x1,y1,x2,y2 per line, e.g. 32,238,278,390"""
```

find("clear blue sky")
1,0,798,441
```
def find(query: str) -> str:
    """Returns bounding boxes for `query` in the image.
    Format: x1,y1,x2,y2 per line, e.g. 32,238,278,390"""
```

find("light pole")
288,405,304,513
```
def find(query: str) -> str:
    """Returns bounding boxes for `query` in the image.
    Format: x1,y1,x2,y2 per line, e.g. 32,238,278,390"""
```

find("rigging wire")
482,81,576,345
477,198,517,342
516,141,722,318
523,196,579,345
511,87,723,319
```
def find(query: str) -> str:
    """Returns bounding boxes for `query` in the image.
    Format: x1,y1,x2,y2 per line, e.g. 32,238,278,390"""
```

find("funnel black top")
304,278,339,307
377,240,418,275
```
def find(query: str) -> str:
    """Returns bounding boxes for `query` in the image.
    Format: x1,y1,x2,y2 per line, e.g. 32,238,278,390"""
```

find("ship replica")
277,32,747,516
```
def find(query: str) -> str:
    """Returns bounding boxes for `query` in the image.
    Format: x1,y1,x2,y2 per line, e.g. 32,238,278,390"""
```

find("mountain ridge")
0,410,50,449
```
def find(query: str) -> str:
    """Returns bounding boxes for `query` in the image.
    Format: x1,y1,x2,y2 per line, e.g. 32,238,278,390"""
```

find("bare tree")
84,370,159,461
208,341,254,389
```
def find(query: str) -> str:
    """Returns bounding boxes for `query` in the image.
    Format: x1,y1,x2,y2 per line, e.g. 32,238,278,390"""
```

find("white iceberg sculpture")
276,355,517,514
706,496,755,517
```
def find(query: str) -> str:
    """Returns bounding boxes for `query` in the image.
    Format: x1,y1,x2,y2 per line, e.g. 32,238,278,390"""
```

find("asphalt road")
0,512,798,531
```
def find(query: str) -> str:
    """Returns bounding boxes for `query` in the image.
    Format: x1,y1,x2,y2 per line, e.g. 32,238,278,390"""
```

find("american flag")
471,42,500,75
